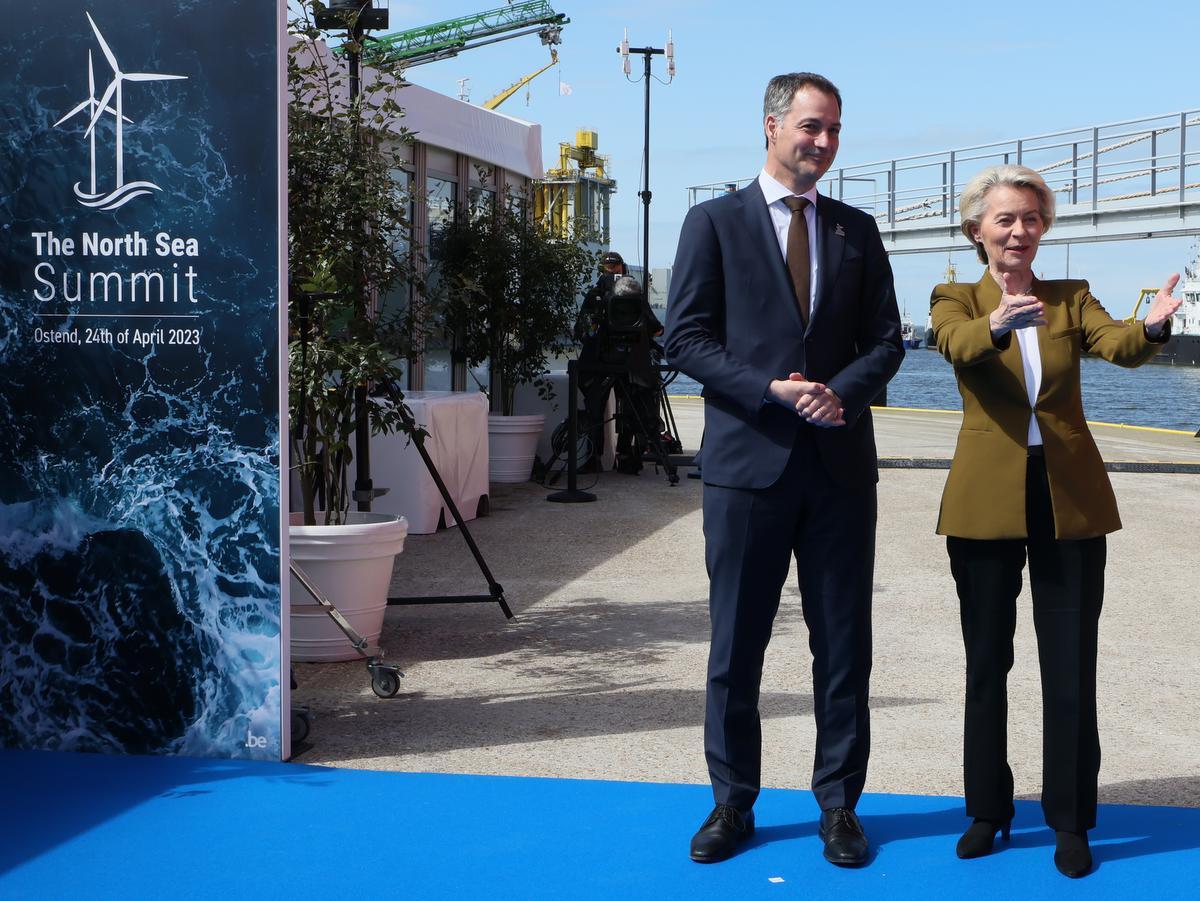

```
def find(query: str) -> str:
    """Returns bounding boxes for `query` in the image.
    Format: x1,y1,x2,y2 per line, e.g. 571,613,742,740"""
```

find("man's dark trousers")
703,429,876,814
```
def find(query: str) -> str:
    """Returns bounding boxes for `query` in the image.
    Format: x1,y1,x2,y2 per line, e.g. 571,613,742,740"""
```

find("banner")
0,2,287,759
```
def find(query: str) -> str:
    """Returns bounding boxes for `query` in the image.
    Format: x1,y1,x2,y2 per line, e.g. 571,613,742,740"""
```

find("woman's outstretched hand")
1144,273,1182,340
988,271,1046,339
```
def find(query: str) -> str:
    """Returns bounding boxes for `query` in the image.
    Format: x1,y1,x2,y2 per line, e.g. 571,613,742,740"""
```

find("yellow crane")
482,49,558,110
1124,287,1161,324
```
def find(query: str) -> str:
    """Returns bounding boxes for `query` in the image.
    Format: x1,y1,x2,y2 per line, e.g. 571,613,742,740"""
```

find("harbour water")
667,346,1200,434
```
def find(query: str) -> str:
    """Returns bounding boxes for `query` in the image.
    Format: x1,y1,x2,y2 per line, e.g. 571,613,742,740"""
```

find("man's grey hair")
762,73,842,149
959,164,1056,264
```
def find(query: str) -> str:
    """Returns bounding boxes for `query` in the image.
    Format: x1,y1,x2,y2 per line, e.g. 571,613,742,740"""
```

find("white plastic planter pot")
288,512,408,663
486,413,545,483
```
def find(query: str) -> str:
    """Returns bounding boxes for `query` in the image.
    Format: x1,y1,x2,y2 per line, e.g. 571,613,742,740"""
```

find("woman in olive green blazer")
930,164,1179,878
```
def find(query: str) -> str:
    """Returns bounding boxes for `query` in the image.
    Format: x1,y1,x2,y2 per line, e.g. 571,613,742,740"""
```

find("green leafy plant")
434,198,596,416
288,1,420,525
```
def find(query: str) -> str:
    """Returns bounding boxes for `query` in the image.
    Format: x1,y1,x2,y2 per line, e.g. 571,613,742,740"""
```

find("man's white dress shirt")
758,169,819,313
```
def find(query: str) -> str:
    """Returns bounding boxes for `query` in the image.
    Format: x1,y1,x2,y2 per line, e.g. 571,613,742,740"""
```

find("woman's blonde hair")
959,164,1055,264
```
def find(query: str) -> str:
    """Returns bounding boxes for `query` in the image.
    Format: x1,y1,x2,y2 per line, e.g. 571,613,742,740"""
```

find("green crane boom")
362,2,569,68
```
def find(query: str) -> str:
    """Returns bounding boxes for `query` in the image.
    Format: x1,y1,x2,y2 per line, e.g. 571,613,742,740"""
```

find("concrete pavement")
292,402,1200,812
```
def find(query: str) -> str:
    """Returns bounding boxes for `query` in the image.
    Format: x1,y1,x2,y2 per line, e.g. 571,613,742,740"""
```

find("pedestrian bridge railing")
688,109,1200,254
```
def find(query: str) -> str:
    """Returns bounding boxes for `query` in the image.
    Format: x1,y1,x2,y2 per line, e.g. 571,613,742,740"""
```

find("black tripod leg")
410,436,513,619
659,387,683,453
378,380,513,619
614,379,678,485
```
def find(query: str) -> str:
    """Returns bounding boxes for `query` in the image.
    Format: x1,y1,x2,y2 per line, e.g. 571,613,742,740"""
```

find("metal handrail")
688,110,1200,242
690,110,1199,182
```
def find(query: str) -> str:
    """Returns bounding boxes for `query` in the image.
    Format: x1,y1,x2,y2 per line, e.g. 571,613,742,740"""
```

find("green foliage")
288,1,420,525
434,199,596,416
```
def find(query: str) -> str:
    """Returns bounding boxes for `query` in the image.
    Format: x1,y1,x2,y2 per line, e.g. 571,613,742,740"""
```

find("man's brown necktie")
783,195,811,327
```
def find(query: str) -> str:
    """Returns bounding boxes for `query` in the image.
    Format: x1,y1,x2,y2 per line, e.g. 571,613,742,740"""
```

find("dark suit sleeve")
824,218,905,426
664,204,778,417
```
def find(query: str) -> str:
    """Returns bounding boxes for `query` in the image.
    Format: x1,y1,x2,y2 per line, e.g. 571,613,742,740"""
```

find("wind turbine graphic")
53,50,132,198
67,12,187,210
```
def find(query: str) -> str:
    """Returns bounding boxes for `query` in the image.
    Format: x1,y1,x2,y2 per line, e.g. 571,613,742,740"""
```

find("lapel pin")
834,224,846,237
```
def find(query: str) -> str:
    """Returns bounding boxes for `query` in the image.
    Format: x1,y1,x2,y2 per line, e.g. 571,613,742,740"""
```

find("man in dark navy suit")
664,73,903,866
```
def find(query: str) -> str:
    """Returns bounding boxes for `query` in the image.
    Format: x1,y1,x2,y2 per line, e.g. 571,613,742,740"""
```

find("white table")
370,391,490,534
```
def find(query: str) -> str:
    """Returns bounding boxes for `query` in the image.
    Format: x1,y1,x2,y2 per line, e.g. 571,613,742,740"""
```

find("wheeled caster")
369,665,403,698
291,707,311,744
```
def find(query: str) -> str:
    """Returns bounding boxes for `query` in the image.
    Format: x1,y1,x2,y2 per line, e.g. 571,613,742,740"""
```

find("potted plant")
287,2,417,661
434,196,595,482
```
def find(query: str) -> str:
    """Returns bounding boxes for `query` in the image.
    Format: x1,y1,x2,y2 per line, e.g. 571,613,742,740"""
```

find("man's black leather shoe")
689,804,754,863
819,807,869,866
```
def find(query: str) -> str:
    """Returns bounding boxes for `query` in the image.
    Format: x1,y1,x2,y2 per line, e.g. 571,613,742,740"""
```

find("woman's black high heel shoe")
1054,831,1092,878
955,818,1012,859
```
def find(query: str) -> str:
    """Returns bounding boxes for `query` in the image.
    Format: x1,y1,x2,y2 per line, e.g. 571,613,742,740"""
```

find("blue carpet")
1,750,1197,900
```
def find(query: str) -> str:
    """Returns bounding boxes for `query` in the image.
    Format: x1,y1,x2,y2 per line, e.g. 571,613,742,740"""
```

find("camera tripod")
547,359,693,501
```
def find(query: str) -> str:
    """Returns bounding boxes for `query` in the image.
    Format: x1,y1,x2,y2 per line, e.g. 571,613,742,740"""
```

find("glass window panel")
422,349,453,391
505,189,528,219
378,167,413,327
427,176,456,235
425,176,458,389
468,187,495,222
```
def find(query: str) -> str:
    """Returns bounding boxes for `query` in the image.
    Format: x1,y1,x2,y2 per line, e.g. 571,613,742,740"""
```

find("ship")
1146,242,1200,366
899,304,924,349
1122,243,1200,366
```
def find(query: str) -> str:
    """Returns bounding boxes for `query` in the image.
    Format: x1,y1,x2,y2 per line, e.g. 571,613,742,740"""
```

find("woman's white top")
1014,325,1044,447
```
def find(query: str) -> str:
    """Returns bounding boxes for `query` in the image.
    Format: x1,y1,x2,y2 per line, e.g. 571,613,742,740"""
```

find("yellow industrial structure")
534,129,616,244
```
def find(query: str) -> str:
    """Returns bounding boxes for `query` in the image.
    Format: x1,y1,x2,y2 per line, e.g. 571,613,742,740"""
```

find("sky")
361,1,1196,321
